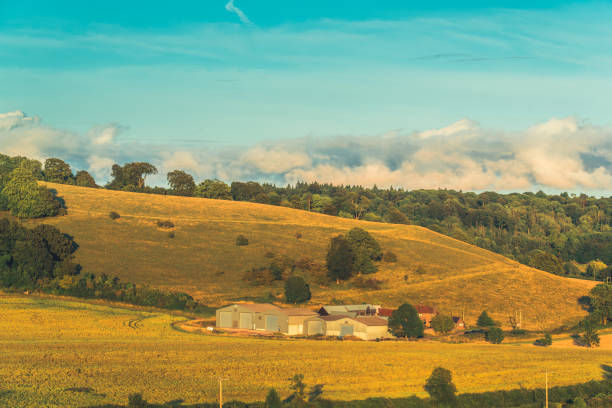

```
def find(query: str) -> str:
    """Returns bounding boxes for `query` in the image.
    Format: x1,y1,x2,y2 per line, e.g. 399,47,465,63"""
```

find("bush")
353,276,383,290
382,251,397,262
156,220,174,229
109,211,120,220
127,393,148,408
284,276,311,304
236,234,249,246
295,232,302,239
431,314,455,334
388,304,424,338
485,327,505,344
167,232,175,239
424,367,457,406
534,333,553,346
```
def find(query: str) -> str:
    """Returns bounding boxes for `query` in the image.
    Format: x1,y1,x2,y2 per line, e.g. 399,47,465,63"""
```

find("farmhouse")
215,303,316,334
415,305,437,328
304,315,391,340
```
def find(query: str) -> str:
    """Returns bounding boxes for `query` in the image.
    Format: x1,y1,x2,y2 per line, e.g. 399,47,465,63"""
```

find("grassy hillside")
24,182,597,329
2,295,611,407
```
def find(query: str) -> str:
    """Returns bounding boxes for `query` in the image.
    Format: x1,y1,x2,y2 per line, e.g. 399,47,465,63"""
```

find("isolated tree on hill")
75,170,97,188
582,322,600,347
477,311,496,328
424,367,457,407
326,235,354,283
284,276,311,304
108,162,157,190
44,158,74,184
167,170,195,196
345,227,382,275
431,314,455,335
388,303,424,338
195,179,232,200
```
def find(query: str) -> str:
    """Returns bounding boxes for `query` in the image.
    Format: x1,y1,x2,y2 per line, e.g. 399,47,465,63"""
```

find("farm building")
304,315,390,340
415,305,437,328
452,316,465,329
317,304,381,317
215,303,316,334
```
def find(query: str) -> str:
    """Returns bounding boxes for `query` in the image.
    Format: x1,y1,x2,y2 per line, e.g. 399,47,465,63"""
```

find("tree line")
2,153,611,280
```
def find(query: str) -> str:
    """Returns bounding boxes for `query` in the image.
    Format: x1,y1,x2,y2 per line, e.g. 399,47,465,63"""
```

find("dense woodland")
1,154,611,281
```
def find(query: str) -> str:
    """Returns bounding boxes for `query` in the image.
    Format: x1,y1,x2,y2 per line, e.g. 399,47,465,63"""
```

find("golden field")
1,295,611,407
24,182,597,329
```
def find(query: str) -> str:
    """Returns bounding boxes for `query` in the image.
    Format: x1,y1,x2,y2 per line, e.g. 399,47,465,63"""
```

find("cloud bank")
1,111,611,195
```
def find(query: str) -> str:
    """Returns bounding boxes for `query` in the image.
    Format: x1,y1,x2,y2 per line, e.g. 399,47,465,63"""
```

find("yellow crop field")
1,295,610,407
21,182,595,329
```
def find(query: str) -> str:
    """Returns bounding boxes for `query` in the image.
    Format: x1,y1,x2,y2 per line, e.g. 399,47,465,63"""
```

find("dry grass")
23,182,597,329
1,295,611,407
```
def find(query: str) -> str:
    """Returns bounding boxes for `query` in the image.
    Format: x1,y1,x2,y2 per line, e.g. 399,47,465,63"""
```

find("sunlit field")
24,182,596,329
1,295,609,407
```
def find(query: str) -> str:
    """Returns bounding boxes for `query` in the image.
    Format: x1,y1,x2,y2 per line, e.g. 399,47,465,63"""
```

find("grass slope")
26,182,596,329
2,295,611,407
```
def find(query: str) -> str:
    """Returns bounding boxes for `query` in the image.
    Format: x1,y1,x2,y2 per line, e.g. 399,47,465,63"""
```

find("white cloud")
225,0,253,25
0,110,611,194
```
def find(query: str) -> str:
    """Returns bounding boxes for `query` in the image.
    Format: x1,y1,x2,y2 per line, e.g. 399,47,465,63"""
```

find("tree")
107,162,157,190
424,367,457,407
194,179,232,200
345,227,382,274
265,388,282,408
167,170,195,196
388,303,424,338
485,327,505,344
236,235,249,246
1,165,61,218
534,333,553,346
326,235,354,283
289,374,306,405
589,284,612,326
431,314,455,335
284,276,311,304
477,311,496,328
582,322,600,347
43,158,73,184
75,170,97,188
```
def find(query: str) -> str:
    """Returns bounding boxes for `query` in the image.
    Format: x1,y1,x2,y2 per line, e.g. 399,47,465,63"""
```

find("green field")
22,182,597,329
1,295,610,407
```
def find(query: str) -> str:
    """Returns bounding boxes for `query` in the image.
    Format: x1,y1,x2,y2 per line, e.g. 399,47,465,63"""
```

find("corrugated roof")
318,315,348,322
354,316,388,326
378,308,395,317
239,303,282,312
283,308,317,316
415,305,435,314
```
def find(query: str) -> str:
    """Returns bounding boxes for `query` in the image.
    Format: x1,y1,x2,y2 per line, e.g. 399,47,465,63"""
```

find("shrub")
265,251,276,259
295,232,302,239
284,276,311,304
127,393,148,408
265,388,282,408
582,323,600,347
534,333,553,346
382,251,397,262
485,327,505,344
109,211,120,220
236,234,249,246
167,232,175,239
156,220,174,229
415,266,426,275
353,276,383,290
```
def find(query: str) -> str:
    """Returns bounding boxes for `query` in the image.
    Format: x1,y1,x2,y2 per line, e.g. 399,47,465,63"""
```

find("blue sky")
1,1,612,193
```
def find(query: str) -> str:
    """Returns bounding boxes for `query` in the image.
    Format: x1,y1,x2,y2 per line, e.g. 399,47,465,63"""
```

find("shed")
215,303,316,335
304,315,390,340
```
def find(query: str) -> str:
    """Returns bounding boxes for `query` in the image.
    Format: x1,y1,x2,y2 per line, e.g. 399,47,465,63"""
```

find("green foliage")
265,388,282,408
75,170,97,188
167,170,195,196
346,228,381,275
284,276,311,304
156,220,175,229
289,374,306,404
388,303,424,338
109,211,120,220
194,179,232,199
107,162,157,190
127,392,148,408
44,158,74,184
476,311,496,328
326,235,354,282
589,284,612,325
527,249,564,275
236,234,249,246
485,327,505,344
382,251,397,262
424,367,457,407
582,322,600,347
431,314,455,335
1,165,61,218
534,333,553,346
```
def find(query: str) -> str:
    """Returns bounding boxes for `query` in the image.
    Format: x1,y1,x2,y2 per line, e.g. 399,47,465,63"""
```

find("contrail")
225,0,253,25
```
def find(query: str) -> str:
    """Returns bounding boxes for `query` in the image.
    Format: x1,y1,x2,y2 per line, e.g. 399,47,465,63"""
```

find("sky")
1,1,612,194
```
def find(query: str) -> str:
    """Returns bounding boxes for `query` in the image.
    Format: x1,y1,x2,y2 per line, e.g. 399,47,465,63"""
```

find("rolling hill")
23,182,597,329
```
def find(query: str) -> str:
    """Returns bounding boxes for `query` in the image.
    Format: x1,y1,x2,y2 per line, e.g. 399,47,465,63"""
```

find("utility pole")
545,370,548,408
219,378,228,408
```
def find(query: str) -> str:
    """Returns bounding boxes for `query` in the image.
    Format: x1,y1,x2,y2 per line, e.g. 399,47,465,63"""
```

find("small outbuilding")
304,315,390,340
